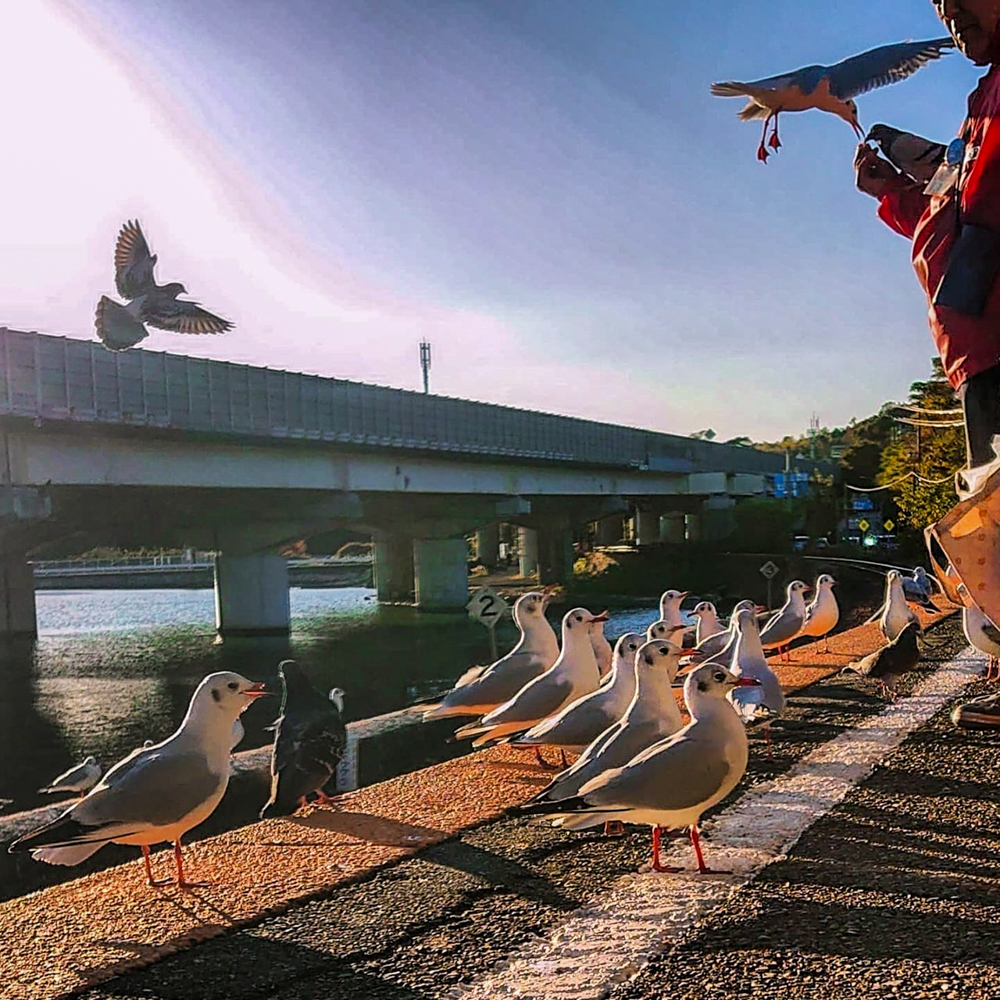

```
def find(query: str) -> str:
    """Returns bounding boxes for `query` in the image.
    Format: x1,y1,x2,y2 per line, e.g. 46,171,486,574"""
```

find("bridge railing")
0,328,798,476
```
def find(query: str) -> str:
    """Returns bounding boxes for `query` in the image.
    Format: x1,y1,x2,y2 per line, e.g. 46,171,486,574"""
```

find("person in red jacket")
856,0,1000,467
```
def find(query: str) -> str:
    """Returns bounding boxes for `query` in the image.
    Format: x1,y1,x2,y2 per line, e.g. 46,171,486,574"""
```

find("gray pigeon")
844,620,922,698
260,660,347,818
95,219,233,351
865,124,946,183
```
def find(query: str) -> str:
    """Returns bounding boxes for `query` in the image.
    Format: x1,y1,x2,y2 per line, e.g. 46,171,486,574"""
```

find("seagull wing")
826,37,954,100
711,65,824,97
145,297,233,335
114,220,157,300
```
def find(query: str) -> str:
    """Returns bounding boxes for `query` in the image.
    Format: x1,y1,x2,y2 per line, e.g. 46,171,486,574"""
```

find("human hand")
854,143,901,198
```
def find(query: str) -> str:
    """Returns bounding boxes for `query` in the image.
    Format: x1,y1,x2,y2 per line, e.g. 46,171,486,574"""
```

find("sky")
0,0,983,440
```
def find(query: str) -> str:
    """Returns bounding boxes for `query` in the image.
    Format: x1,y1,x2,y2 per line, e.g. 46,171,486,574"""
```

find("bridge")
0,328,828,635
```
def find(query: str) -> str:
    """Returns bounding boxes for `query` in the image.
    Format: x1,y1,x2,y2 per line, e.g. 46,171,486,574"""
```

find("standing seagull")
9,672,269,887
712,37,954,162
521,663,759,875
962,602,1000,682
728,608,786,759
260,660,347,818
658,589,690,629
799,574,840,652
691,602,723,646
95,220,233,351
878,570,919,642
590,615,614,680
37,756,102,797
759,580,810,661
424,591,558,719
696,599,761,665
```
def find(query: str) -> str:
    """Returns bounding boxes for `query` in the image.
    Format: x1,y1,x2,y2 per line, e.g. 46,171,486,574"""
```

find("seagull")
865,124,946,183
37,756,102,797
520,662,759,875
590,614,614,680
712,37,955,162
525,638,687,809
658,589,690,629
728,608,785,758
691,602,723,646
260,660,348,818
878,570,920,642
962,603,1000,682
844,620,922,699
694,599,761,663
424,591,558,719
799,574,840,652
95,219,233,351
759,580,810,661
453,608,607,761
9,672,269,887
508,632,644,765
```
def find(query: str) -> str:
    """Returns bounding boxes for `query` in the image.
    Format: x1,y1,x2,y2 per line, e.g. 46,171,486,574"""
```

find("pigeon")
865,124,946,183
759,580,810,661
453,608,606,756
902,566,938,611
844,620,922,698
38,756,102,796
508,633,644,762
799,574,840,652
728,608,786,758
525,638,687,807
9,672,269,886
962,602,1000,682
520,662,760,875
95,220,233,351
424,591,558,719
712,37,954,162
260,660,348,818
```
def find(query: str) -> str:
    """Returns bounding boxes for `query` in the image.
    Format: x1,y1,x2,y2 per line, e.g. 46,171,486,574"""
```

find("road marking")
455,651,981,1000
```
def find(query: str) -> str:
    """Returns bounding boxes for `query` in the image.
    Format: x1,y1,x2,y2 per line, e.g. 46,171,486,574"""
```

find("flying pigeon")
260,660,348,818
95,219,233,351
865,124,946,183
712,37,955,162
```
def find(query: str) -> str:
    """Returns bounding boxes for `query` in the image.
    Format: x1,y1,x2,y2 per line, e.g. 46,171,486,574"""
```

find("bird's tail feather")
711,81,750,97
95,296,147,351
737,100,770,121
31,842,105,866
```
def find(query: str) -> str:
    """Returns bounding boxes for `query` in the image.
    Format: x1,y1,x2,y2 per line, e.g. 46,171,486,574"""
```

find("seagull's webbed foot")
767,129,781,150
757,143,770,163
603,820,626,837
649,825,682,873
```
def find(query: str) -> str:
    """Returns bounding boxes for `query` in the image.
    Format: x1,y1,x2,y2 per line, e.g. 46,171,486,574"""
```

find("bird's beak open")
754,605,767,613
851,119,864,139
678,591,690,599
244,682,272,698
686,650,707,662
732,676,762,687
591,610,610,624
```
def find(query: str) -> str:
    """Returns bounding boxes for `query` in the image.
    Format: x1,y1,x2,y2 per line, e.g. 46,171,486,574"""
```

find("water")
0,587,657,810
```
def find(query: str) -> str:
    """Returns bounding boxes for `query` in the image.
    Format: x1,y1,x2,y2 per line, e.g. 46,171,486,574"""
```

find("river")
0,587,660,811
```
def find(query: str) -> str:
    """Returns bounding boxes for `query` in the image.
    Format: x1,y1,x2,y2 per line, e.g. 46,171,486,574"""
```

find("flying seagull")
95,219,233,351
712,37,955,162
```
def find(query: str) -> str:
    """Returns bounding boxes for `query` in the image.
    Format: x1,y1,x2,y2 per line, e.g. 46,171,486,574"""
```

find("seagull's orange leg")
175,838,209,890
768,111,782,149
604,820,626,837
533,746,560,770
690,825,731,875
142,845,171,887
758,112,774,162
651,824,682,873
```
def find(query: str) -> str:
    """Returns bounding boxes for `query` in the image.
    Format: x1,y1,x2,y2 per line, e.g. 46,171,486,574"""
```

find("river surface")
0,587,661,811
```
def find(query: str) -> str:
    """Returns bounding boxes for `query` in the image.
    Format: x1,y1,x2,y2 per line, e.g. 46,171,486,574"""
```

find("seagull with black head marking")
95,219,233,351
712,37,955,162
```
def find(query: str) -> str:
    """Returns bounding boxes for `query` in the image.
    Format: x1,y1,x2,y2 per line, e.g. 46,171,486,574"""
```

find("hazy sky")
0,1,981,439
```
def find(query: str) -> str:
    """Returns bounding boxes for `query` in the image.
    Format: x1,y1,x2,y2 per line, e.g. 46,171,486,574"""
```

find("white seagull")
453,608,607,760
522,662,759,875
712,37,954,162
728,608,786,759
38,756,102,797
590,614,614,680
691,602,722,646
695,599,760,663
658,589,690,629
759,580,810,661
799,574,840,652
95,220,233,351
878,570,919,642
9,672,270,887
424,591,558,719
962,602,1000,682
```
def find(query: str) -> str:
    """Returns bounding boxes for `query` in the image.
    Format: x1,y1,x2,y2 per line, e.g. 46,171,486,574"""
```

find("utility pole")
419,340,431,394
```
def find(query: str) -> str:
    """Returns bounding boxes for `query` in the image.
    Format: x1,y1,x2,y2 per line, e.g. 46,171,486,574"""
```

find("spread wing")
114,220,157,300
145,298,233,335
711,65,824,97
827,37,954,100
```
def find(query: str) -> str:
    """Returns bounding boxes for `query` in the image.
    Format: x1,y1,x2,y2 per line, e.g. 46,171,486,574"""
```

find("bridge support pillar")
214,553,290,635
373,533,414,603
702,495,737,541
685,513,701,543
518,527,538,578
594,516,621,547
413,537,468,610
634,508,661,548
660,511,686,544
475,524,500,571
538,527,574,585
0,554,36,636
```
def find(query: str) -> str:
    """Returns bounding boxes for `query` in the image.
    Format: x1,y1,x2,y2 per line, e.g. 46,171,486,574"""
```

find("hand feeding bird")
260,660,348,818
95,220,233,351
864,124,946,182
712,37,954,162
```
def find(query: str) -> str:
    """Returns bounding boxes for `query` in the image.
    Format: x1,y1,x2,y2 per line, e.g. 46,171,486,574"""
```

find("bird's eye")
659,645,668,654
576,615,583,621
228,681,239,691
714,672,725,683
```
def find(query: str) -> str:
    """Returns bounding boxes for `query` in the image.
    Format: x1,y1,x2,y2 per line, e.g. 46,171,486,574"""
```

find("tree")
690,428,716,441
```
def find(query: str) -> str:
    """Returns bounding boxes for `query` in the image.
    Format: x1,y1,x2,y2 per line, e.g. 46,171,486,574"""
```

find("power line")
844,469,957,492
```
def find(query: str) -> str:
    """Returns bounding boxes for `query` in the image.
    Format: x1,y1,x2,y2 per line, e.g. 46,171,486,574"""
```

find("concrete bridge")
0,328,828,635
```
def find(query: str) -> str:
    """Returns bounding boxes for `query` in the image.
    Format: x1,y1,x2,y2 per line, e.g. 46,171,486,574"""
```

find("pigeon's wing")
114,220,157,300
95,296,148,351
827,37,955,100
145,298,233,335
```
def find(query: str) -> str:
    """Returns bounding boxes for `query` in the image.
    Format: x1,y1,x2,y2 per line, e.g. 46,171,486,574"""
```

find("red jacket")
878,63,1000,389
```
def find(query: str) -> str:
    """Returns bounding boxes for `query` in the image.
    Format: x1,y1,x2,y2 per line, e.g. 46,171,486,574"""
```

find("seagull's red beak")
733,677,762,687
591,610,610,623
851,119,864,139
244,682,271,698
754,605,768,613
